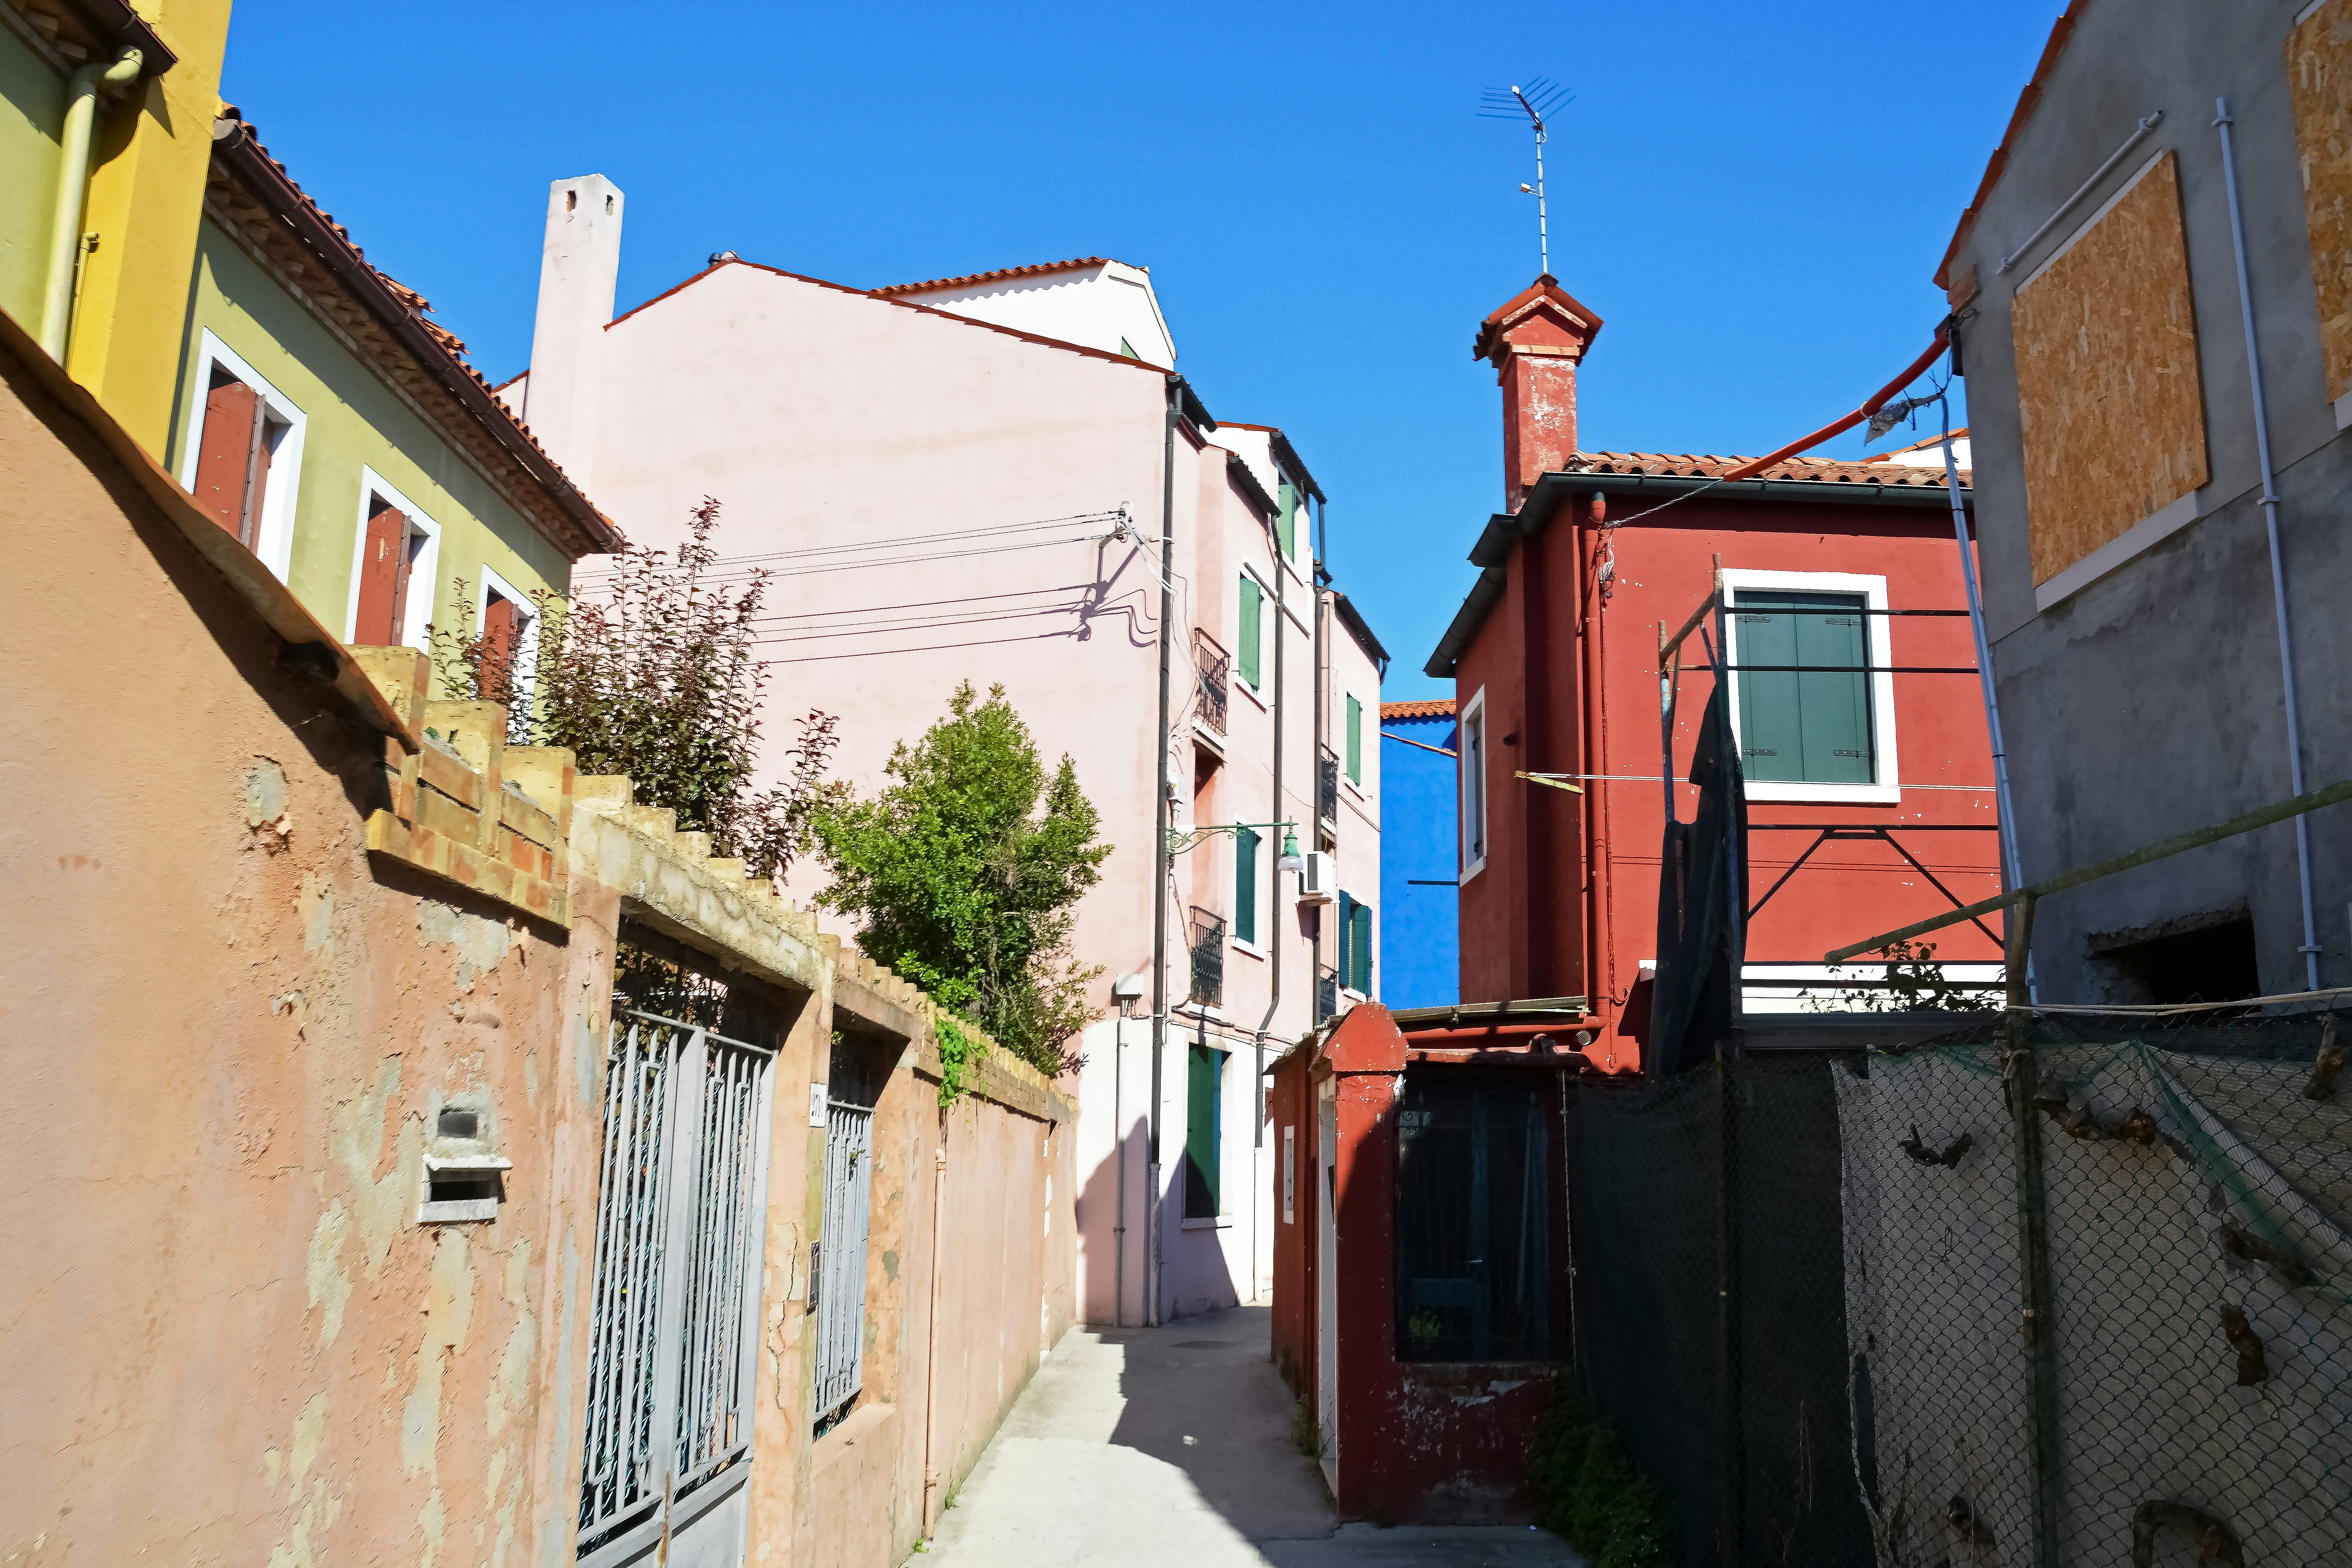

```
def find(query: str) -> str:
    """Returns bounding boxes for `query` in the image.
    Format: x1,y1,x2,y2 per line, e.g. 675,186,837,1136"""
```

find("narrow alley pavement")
919,1307,1583,1567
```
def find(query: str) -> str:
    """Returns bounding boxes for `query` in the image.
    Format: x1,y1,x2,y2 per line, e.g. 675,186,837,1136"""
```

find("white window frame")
1719,567,1901,805
177,329,308,583
1282,1124,1296,1224
477,563,543,719
340,466,443,652
1458,686,1489,881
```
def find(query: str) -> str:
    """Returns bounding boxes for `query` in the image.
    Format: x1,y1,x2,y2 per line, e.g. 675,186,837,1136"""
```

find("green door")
1732,591,1873,785
1186,1043,1226,1218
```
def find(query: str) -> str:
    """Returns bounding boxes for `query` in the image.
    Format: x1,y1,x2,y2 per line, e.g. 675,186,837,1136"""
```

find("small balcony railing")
1318,746,1339,825
1194,629,1230,737
1316,965,1340,1023
1188,907,1226,1008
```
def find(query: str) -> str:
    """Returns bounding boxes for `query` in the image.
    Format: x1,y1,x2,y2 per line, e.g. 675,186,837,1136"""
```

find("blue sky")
222,0,2060,702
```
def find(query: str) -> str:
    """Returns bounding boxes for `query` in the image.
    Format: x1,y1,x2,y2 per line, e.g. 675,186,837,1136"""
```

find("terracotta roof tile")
1563,450,1967,489
206,116,621,558
1863,427,1968,463
872,256,1123,296
1382,699,1456,720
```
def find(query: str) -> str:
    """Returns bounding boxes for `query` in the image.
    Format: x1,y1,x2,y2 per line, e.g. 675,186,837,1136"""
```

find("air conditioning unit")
1296,851,1336,905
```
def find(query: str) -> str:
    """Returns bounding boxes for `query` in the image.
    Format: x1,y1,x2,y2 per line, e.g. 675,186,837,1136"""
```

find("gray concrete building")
1940,0,2352,1002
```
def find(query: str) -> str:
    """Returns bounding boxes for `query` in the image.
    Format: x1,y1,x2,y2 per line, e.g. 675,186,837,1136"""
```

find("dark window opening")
2089,913,2260,1005
1394,1075,1551,1362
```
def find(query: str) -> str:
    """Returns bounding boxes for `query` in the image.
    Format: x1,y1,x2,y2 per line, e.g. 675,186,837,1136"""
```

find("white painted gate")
576,1010,775,1568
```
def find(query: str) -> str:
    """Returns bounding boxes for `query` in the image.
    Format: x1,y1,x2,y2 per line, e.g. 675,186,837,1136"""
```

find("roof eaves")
871,255,1115,296
1434,464,1976,672
208,120,622,558
1225,450,1278,520
1332,590,1390,675
30,0,178,75
1934,0,2091,292
1221,423,1324,502
603,258,1178,379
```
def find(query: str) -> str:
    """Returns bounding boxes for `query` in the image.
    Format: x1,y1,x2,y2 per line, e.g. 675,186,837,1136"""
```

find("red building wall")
1266,1006,1569,1524
1457,498,2004,1069
1450,279,2001,1069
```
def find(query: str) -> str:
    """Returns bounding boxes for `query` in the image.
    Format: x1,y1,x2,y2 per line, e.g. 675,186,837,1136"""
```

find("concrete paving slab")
916,1306,1583,1568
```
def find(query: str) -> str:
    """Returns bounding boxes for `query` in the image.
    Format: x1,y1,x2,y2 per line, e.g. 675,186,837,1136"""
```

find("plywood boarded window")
2013,150,2209,588
2290,0,2352,403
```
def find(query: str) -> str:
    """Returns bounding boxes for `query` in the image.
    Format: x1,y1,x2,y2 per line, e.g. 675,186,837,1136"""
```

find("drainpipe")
1148,377,1180,1328
1311,498,1329,1013
2216,97,2323,992
919,1139,948,1534
1935,380,2034,1003
1253,497,1288,1179
39,46,143,361
1578,495,1615,1048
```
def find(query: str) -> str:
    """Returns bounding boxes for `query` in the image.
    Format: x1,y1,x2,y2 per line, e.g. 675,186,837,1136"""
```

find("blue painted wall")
1378,705,1460,1007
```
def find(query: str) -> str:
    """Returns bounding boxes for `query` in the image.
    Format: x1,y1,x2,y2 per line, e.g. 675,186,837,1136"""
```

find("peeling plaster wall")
771,1000,1078,1568
0,344,615,1566
4,328,1082,1568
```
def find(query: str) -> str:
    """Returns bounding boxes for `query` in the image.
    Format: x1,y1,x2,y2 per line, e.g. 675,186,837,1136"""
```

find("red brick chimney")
1474,276,1604,514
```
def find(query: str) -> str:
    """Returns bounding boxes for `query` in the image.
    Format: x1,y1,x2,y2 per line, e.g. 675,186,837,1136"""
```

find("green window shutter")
1277,478,1297,561
1239,575,1262,688
1733,591,1873,785
1186,1044,1224,1218
1346,695,1363,783
1235,827,1260,945
1352,901,1374,994
1337,892,1354,987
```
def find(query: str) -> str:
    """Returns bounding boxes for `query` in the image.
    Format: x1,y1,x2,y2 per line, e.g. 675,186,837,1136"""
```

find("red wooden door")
192,380,262,543
353,506,412,646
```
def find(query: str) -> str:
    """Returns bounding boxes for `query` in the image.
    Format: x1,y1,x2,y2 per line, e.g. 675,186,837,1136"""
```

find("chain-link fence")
1569,1001,2352,1568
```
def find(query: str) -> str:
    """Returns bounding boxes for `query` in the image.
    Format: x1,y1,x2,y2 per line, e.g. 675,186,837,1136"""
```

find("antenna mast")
1481,78,1572,276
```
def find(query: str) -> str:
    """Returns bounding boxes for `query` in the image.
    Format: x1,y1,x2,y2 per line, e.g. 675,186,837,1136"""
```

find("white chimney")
523,175,624,492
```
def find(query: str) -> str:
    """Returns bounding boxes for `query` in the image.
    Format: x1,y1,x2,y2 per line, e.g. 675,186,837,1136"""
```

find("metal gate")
811,1093,874,1428
577,1010,775,1567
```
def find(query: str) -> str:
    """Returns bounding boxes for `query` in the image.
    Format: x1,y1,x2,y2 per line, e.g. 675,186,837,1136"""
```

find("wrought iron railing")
1189,907,1226,1008
812,1095,874,1430
579,1011,775,1555
1194,629,1230,736
1318,746,1340,824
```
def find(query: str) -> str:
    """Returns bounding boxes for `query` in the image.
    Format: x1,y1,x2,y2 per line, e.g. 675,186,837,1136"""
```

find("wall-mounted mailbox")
420,1100,511,1223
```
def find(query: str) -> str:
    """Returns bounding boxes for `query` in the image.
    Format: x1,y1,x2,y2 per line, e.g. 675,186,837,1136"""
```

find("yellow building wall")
66,0,232,455
170,220,574,678
0,27,66,328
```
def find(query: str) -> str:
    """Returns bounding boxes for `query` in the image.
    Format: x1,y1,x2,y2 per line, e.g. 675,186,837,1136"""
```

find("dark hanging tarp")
1649,682,1747,1077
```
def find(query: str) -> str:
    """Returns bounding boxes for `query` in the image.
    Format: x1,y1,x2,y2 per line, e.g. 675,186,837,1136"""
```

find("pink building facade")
506,180,1384,1326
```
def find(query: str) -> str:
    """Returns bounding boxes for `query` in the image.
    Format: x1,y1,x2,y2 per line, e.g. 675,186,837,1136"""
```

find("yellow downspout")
38,46,143,361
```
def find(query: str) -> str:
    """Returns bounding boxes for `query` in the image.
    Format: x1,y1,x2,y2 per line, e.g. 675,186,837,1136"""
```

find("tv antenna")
1480,79,1573,276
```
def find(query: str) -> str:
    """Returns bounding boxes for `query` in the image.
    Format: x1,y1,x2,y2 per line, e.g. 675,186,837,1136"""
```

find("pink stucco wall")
534,257,1382,1326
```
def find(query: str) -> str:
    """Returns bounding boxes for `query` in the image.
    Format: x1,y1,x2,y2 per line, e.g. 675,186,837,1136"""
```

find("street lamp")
1276,829,1304,873
1165,819,1302,858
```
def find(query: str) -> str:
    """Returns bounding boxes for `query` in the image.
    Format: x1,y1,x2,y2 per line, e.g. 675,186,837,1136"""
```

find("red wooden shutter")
353,506,411,645
482,593,519,699
241,408,272,551
193,380,261,540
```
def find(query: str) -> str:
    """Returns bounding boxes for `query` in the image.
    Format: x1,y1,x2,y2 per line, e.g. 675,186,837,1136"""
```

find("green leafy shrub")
1526,1388,1674,1568
813,681,1110,1078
